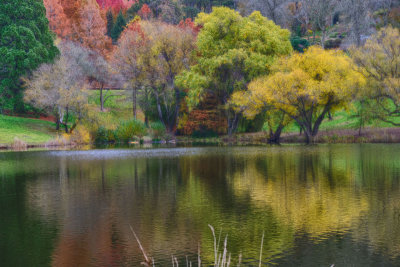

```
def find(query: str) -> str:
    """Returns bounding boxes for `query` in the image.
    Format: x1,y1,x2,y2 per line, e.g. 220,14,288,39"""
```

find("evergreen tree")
0,0,59,113
106,9,114,38
111,11,126,42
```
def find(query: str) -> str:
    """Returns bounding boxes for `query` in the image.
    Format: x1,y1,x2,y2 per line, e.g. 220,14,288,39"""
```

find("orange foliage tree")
43,0,72,39
79,1,113,54
56,0,112,55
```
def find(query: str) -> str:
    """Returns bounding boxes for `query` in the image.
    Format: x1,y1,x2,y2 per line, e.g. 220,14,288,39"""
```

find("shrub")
95,126,118,144
115,119,147,142
150,121,166,140
290,36,310,53
70,125,91,144
324,38,342,49
106,129,116,143
95,126,108,143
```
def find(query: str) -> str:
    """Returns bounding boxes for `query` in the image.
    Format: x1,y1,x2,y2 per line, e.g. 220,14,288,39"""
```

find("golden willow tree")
232,47,364,143
350,26,400,126
176,7,292,135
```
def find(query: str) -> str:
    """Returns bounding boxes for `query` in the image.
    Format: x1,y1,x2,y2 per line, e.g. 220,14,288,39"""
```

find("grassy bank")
1,92,400,148
0,115,57,146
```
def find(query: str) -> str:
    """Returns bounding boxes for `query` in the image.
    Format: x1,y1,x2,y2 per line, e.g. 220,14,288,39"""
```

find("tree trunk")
144,114,149,127
268,124,284,144
64,107,69,133
70,122,78,133
55,114,60,131
155,94,166,129
100,84,104,112
228,112,240,136
303,126,313,144
320,29,326,49
132,86,137,119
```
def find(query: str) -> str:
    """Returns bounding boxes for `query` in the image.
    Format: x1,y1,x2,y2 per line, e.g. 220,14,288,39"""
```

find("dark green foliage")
106,10,114,38
111,11,126,42
324,38,342,49
237,113,267,133
290,36,310,53
95,126,108,143
182,6,200,19
95,126,117,143
126,0,147,20
115,119,147,142
150,121,166,140
192,129,219,138
0,0,59,113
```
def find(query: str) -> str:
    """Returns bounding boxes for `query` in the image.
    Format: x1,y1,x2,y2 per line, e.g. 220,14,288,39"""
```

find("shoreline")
1,127,400,151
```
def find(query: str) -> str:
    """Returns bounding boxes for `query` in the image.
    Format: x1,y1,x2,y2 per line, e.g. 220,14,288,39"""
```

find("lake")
1,145,400,266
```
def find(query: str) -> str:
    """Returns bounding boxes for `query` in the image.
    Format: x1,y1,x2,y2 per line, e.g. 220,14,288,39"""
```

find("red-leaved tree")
138,4,152,20
178,18,201,35
96,0,136,13
43,0,72,39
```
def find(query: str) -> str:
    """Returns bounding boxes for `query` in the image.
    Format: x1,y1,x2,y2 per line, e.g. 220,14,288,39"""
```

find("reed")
10,137,28,150
130,224,265,266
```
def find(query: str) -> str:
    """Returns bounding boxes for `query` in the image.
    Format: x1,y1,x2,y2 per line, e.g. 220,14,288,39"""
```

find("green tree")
176,7,292,135
0,0,59,113
106,9,114,38
111,11,126,42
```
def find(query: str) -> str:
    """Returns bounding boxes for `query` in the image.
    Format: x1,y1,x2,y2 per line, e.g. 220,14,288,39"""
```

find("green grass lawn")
281,104,400,134
0,115,56,145
88,90,143,129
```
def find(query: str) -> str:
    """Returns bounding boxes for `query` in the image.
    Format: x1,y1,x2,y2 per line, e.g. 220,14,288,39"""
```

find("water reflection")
0,145,399,266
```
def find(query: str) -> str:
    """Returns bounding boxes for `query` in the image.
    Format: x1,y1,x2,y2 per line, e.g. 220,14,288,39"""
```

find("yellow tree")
232,46,364,143
350,26,400,126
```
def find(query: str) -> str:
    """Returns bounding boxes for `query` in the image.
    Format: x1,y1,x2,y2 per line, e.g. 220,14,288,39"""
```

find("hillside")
0,115,56,146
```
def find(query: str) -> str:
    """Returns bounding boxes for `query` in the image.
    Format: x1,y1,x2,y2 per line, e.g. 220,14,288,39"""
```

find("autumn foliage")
96,0,137,13
138,4,152,20
181,93,227,136
178,18,201,35
43,0,72,39
44,0,112,55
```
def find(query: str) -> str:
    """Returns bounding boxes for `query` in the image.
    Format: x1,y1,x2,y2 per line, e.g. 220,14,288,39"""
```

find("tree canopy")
350,26,400,126
0,0,59,112
114,20,197,132
176,7,292,134
24,41,89,133
232,46,365,143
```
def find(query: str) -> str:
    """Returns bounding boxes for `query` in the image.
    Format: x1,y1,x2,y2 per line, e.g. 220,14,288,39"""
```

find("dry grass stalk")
129,224,152,266
131,224,265,266
259,231,264,267
11,138,28,150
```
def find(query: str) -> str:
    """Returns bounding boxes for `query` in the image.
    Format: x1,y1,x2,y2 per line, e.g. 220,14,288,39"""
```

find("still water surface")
1,145,400,266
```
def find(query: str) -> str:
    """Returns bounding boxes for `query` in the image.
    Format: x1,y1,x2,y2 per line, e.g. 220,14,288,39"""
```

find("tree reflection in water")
0,145,399,266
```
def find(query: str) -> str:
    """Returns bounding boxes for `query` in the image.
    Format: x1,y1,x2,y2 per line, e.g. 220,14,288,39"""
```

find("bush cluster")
94,119,168,144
